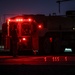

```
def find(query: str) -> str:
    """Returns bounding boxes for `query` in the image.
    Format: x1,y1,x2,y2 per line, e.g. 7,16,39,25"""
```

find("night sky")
0,0,75,29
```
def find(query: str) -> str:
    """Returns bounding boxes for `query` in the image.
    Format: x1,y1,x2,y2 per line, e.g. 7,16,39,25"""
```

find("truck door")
43,32,61,55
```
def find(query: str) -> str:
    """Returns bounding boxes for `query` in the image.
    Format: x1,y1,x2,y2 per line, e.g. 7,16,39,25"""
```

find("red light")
16,19,19,21
8,19,11,22
8,19,10,22
20,19,23,21
22,38,26,41
52,57,59,62
44,57,47,62
19,39,21,42
16,19,23,22
38,24,42,29
49,37,52,43
28,18,32,22
65,57,68,61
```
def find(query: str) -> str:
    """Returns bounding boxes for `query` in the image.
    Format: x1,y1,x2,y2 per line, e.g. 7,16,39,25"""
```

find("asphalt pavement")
0,55,75,75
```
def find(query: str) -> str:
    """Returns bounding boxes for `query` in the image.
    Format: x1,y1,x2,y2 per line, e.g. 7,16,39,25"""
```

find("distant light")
0,46,4,49
73,28,75,30
16,19,19,21
44,57,47,62
8,19,11,22
22,38,26,41
20,19,23,21
39,25,41,28
64,48,72,52
2,46,4,48
19,39,21,42
49,37,53,43
28,18,32,22
38,24,43,29
16,19,23,22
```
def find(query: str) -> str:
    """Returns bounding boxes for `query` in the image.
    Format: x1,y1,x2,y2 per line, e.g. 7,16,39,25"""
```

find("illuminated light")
65,57,68,61
49,37,53,43
20,19,23,21
44,57,47,62
16,18,32,22
8,19,11,22
2,46,4,48
39,25,41,28
16,19,23,22
18,19,20,21
73,28,75,30
64,48,72,52
19,39,21,42
22,38,26,41
16,19,19,21
38,24,43,29
52,57,59,62
28,18,32,22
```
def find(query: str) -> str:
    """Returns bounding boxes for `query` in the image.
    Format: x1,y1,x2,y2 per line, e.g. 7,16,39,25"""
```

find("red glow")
52,57,59,62
20,19,23,21
49,37,53,43
44,57,47,62
16,19,19,21
7,18,32,22
28,18,32,22
65,57,68,61
38,24,42,29
19,39,21,42
8,19,11,22
22,38,26,41
16,19,23,22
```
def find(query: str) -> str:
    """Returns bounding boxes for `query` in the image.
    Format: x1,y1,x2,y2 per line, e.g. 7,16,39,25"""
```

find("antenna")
56,0,72,14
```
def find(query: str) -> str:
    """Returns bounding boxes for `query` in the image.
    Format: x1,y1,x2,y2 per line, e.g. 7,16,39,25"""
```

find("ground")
0,55,75,75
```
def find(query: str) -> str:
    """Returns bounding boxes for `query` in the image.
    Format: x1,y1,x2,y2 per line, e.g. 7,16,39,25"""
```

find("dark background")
0,0,75,29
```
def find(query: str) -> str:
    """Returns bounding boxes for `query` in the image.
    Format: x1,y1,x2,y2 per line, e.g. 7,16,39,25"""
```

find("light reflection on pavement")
0,56,75,65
